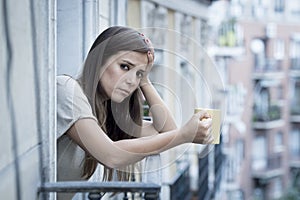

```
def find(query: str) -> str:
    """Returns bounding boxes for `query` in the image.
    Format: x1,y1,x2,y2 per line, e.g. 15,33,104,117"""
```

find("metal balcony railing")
38,181,161,200
214,141,224,192
198,155,210,200
167,162,191,200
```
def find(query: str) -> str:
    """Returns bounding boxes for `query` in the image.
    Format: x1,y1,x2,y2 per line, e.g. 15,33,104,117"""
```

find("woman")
57,26,213,197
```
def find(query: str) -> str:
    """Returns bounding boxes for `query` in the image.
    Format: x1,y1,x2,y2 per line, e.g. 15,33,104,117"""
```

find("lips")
118,88,131,95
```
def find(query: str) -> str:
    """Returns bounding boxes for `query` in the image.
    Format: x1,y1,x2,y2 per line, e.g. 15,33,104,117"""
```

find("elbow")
104,156,125,169
99,142,145,168
103,153,140,169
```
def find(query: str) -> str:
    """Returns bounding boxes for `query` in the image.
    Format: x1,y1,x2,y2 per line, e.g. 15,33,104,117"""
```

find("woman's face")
100,51,148,103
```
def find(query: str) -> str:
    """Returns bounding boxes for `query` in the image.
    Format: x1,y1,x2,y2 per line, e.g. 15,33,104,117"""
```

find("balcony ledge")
289,70,300,77
252,119,285,129
251,168,284,180
252,71,285,80
290,115,300,123
223,182,240,191
207,46,245,57
290,160,300,168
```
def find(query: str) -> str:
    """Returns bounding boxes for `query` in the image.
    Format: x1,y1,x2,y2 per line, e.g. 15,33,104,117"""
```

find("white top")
56,75,124,200
56,75,98,181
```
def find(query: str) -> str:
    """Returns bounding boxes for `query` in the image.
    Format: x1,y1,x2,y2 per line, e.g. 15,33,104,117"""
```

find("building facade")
1,0,220,200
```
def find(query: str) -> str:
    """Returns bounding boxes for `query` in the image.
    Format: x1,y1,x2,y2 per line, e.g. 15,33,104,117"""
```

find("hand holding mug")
180,110,214,144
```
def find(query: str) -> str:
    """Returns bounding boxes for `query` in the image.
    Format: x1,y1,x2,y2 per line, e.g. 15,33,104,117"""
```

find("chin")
111,98,124,103
111,95,127,103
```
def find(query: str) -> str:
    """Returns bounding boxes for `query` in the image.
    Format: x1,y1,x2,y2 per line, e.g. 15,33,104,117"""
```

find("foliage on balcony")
253,104,281,122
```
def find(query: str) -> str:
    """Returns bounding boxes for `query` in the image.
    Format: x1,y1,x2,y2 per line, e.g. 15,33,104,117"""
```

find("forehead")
114,51,148,66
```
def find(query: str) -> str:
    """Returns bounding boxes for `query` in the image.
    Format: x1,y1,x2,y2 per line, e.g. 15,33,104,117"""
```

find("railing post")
144,192,160,200
88,192,102,200
123,192,129,200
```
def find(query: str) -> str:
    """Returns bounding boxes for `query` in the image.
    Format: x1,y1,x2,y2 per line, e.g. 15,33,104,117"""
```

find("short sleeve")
56,75,98,138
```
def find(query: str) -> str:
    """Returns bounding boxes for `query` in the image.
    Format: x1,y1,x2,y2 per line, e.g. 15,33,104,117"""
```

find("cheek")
101,67,124,91
100,69,113,93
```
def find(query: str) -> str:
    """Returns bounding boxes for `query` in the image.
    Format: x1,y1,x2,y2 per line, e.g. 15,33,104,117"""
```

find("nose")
125,71,138,86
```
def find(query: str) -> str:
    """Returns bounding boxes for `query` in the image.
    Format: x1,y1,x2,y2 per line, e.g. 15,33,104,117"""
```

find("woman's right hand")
179,110,214,144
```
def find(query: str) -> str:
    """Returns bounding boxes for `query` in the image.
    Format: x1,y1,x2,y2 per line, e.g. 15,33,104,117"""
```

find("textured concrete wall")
0,0,112,199
0,0,56,199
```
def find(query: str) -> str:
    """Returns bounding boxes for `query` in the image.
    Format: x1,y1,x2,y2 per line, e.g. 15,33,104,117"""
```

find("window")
148,49,166,101
236,139,245,167
274,131,284,152
57,0,85,76
290,78,300,115
290,34,300,69
271,177,283,199
253,83,270,121
274,0,285,13
289,128,300,159
56,0,101,76
253,80,282,122
110,0,127,26
141,1,167,49
252,135,267,171
253,187,264,200
179,60,195,125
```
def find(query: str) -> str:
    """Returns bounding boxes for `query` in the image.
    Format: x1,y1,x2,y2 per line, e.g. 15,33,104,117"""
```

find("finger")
146,38,154,54
201,125,212,139
195,110,211,121
147,51,154,65
205,134,214,144
199,118,212,129
194,110,206,118
206,126,212,135
201,113,211,121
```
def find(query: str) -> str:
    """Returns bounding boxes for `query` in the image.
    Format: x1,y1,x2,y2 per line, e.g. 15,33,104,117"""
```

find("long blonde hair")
77,26,152,181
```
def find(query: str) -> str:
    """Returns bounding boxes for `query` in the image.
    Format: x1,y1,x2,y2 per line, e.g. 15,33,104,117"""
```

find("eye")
136,71,144,78
120,64,129,71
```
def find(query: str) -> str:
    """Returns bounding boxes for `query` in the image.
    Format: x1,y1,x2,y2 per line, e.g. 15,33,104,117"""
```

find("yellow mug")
194,108,221,144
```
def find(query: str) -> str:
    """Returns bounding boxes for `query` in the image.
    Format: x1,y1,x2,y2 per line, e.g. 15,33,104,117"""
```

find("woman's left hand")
140,49,154,87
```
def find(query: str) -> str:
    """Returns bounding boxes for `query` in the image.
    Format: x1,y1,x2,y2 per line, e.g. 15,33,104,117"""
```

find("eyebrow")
122,59,136,67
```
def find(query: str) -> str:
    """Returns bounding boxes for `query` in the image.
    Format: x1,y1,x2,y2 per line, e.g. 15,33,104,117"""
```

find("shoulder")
56,74,92,111
56,75,97,137
57,75,79,91
57,75,85,100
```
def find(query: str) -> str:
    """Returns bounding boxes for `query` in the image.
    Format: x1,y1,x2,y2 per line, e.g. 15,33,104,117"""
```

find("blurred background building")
1,0,300,199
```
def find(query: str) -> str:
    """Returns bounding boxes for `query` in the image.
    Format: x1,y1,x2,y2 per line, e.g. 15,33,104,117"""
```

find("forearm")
68,111,212,170
68,119,186,169
112,128,185,167
140,79,177,132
